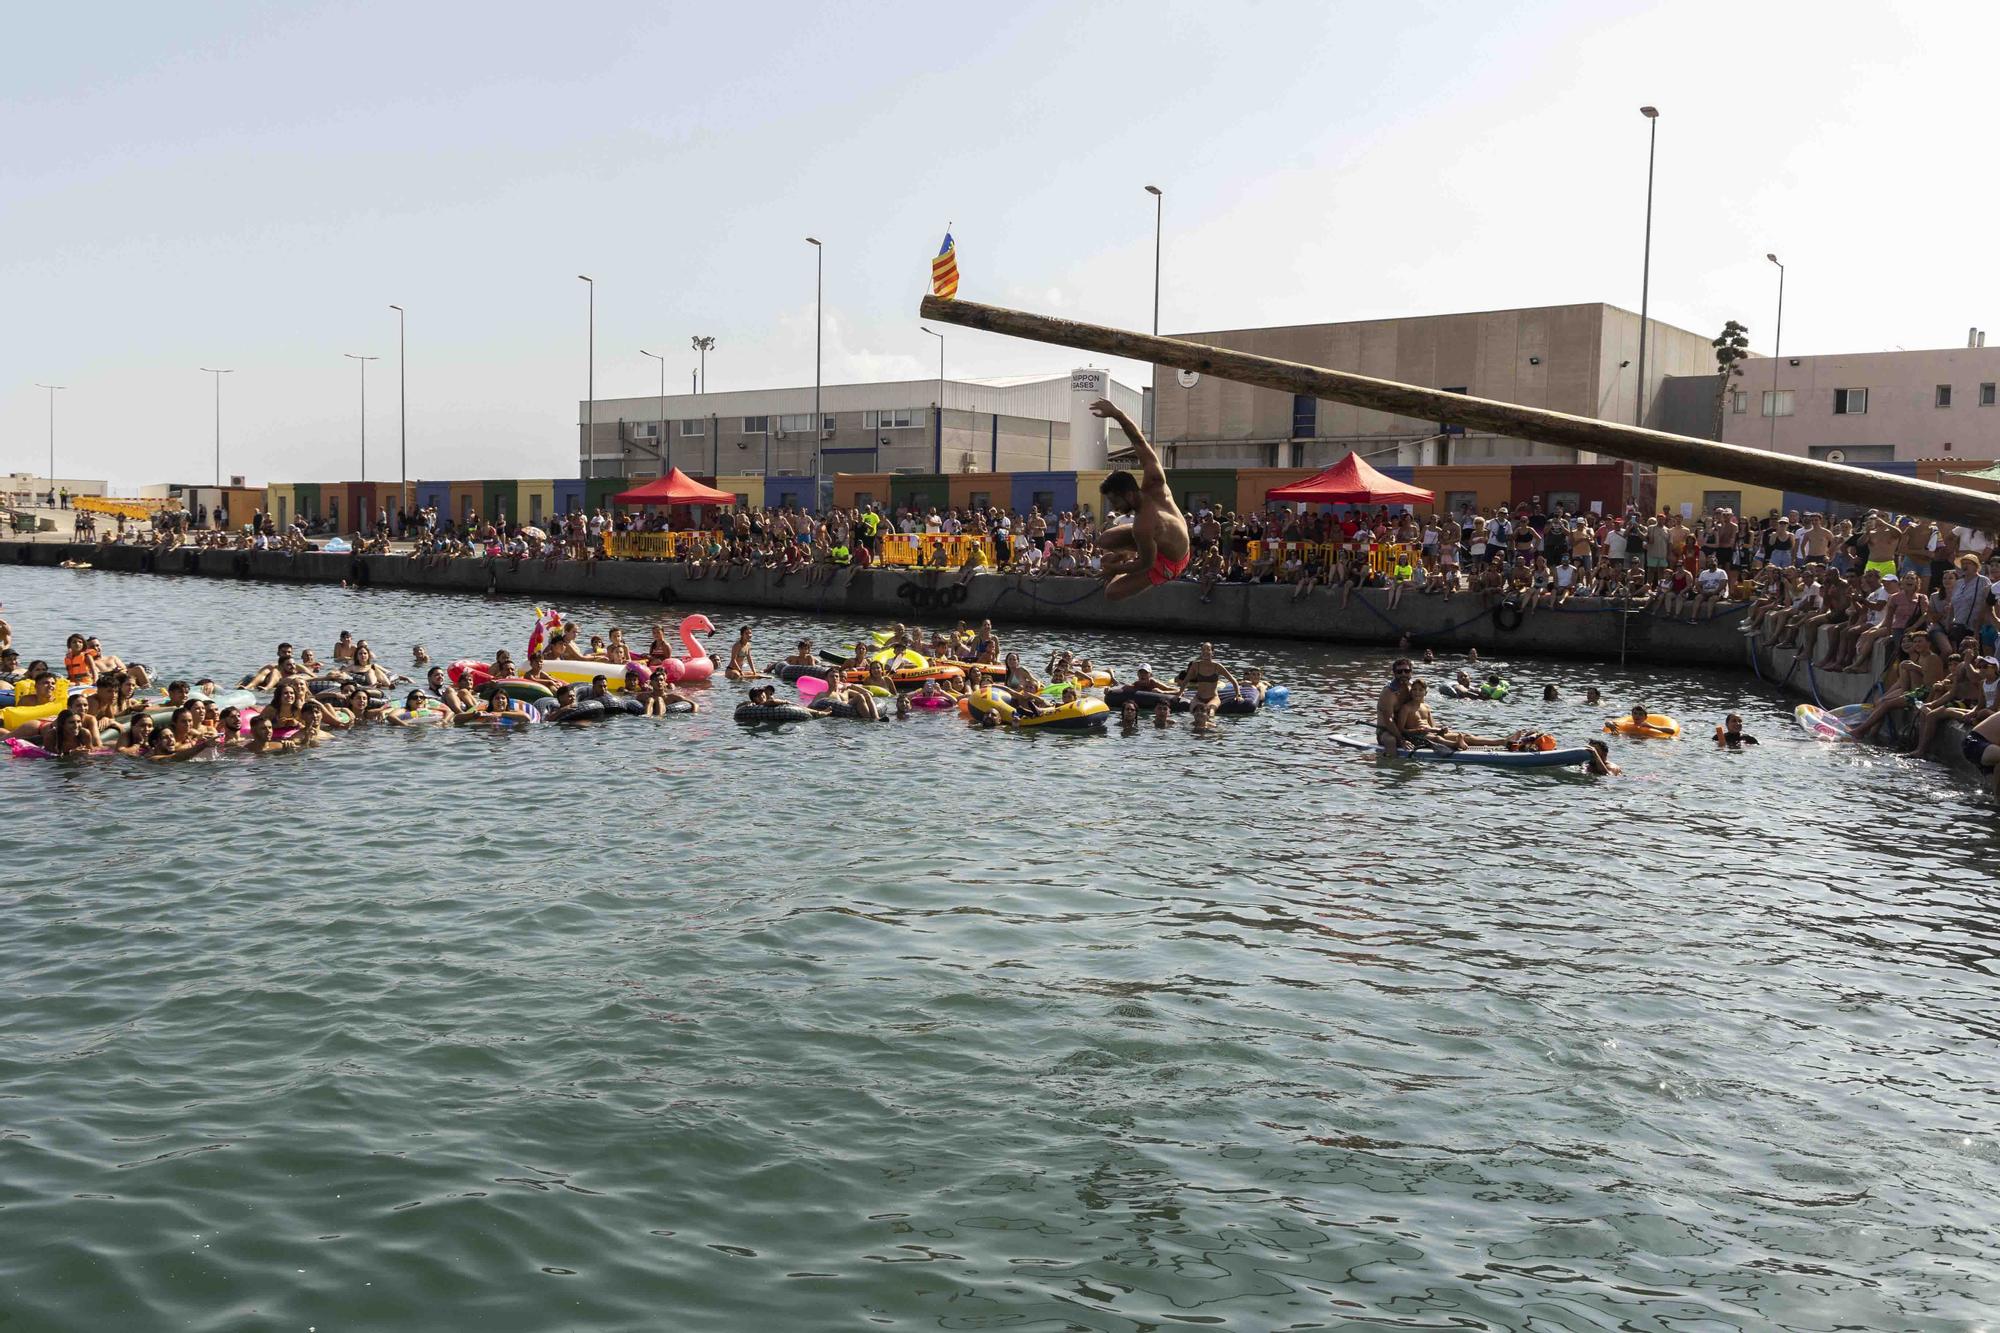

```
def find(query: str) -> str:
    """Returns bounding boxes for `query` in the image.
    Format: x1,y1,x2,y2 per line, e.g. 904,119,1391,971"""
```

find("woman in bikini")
724,628,764,681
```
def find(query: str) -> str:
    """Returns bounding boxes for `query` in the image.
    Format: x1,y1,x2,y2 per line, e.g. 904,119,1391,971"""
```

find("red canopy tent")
610,468,738,507
1265,452,1434,506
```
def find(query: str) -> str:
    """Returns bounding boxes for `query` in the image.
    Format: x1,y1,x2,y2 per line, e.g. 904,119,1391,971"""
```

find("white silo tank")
1068,368,1111,468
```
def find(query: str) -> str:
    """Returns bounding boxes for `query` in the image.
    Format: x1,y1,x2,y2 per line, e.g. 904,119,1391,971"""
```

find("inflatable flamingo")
674,614,716,683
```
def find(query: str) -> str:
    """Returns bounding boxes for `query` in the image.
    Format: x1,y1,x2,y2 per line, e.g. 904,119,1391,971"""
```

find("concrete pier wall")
6,539,1742,666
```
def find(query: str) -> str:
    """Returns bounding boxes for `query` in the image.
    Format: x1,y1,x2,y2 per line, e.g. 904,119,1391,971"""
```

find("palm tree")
1711,320,1751,440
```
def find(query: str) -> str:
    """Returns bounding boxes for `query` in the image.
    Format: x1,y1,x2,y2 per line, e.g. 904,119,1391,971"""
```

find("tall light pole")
806,237,822,485
1144,184,1163,335
33,383,63,499
691,335,713,393
390,304,406,530
1767,253,1785,452
1635,107,1659,429
200,367,232,487
921,326,944,471
344,353,378,480
579,275,595,481
640,348,666,471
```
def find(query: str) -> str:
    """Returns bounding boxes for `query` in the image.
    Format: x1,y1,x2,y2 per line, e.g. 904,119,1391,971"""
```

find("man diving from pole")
1090,398,1191,601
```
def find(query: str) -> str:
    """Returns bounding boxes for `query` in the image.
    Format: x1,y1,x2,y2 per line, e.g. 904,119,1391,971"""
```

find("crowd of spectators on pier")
77,493,2000,654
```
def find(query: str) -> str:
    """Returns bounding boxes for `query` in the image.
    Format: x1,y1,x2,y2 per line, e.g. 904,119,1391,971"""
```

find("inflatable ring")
734,701,817,724
478,679,555,704
1104,684,1192,713
1604,713,1682,738
1216,687,1263,716
547,699,608,723
774,663,834,683
1491,603,1523,632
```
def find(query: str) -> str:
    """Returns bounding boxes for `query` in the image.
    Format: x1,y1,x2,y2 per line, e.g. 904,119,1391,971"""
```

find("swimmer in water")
244,642,297,691
1394,678,1503,752
725,627,764,681
1621,703,1675,736
384,690,434,725
1090,398,1191,600
1376,658,1414,745
1543,683,1561,701
1179,642,1240,726
1713,713,1759,748
1585,686,1602,706
1585,739,1620,775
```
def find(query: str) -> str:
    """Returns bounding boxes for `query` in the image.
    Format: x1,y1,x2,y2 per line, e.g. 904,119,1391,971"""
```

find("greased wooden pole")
919,295,2000,531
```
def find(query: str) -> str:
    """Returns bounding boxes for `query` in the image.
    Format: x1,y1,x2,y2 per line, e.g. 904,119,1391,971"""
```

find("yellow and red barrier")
1245,540,1415,574
881,533,995,567
602,530,722,560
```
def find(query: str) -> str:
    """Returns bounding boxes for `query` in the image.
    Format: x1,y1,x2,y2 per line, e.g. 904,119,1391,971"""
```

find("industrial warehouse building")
577,371,1144,490
1148,302,1715,469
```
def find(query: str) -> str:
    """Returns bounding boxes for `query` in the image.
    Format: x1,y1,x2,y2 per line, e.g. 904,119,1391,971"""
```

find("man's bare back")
1090,399,1190,601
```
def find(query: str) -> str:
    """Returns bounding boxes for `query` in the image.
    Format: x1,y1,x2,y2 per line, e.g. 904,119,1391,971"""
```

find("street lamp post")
691,335,713,393
1635,107,1659,429
200,367,233,487
806,238,822,485
1144,184,1163,336
921,326,944,472
641,348,666,470
1767,253,1785,452
33,383,63,502
390,304,406,532
579,276,594,482
343,354,379,481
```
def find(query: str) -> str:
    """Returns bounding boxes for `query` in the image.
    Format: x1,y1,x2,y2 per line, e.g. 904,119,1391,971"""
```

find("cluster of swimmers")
0,618,717,760
728,620,1278,734
0,606,1291,761
1370,652,1771,776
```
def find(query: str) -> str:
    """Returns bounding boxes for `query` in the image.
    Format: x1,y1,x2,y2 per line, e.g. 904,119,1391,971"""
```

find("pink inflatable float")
653,614,716,683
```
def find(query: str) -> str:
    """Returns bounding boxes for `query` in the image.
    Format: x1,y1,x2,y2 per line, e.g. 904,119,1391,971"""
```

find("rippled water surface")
4,565,1999,1331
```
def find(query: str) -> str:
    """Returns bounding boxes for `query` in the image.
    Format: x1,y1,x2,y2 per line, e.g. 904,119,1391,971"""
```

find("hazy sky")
4,1,1991,490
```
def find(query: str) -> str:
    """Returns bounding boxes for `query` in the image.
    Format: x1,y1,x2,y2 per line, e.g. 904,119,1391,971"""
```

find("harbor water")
2,565,1997,1330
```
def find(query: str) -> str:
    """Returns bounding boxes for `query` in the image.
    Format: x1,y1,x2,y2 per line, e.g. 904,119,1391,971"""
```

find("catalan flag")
930,231,959,300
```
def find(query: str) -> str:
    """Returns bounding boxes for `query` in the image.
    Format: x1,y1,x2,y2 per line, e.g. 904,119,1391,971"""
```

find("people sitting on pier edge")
83,497,1992,637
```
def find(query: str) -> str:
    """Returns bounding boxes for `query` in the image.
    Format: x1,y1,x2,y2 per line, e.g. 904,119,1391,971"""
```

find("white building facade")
578,371,1143,482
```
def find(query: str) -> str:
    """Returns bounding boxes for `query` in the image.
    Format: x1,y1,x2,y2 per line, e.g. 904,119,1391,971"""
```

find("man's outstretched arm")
1090,399,1164,488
